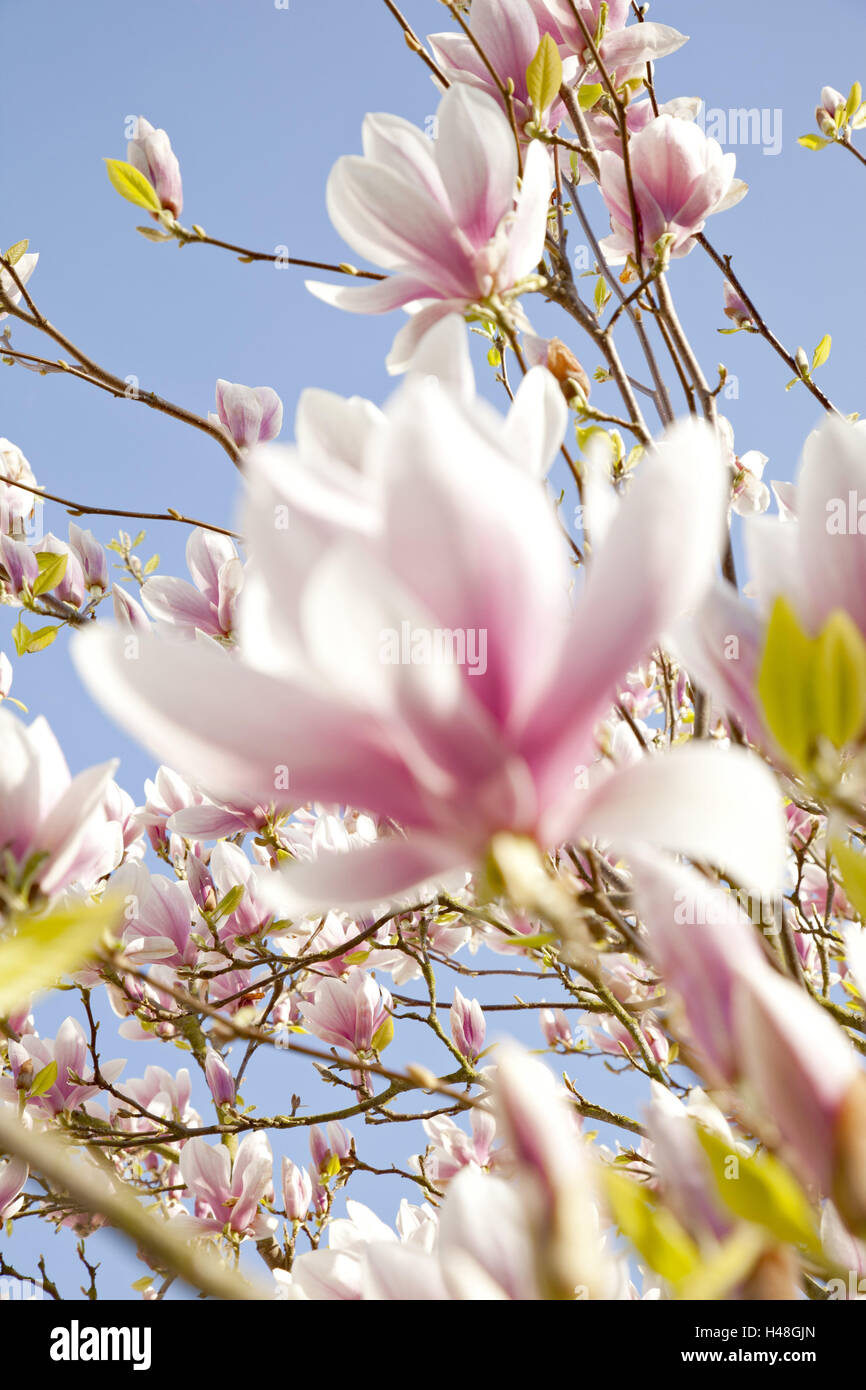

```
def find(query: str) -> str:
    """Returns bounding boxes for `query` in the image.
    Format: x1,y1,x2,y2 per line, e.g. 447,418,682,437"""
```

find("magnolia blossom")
599,115,744,265
0,253,39,324
127,116,183,216
535,0,687,84
301,970,393,1055
69,523,109,592
0,708,119,899
204,1049,235,1107
414,1107,499,1186
178,1132,275,1239
636,859,866,1225
0,1153,28,1222
428,0,578,130
0,438,39,537
450,987,486,1060
75,374,786,914
210,379,283,451
140,527,243,640
0,1017,124,1117
679,415,866,745
282,1157,313,1221
306,84,552,369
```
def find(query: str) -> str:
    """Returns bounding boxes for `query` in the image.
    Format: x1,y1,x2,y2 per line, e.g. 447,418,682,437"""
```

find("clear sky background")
1,0,865,1299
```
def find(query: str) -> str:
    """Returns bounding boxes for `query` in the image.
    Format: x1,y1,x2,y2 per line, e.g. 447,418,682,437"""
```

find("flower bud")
281,1157,313,1221
722,279,753,329
127,116,183,217
449,987,486,1060
204,1048,235,1107
540,1007,572,1049
69,523,109,593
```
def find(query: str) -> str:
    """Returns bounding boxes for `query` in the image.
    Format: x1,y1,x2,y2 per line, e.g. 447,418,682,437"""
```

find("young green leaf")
104,158,163,214
603,1169,700,1283
813,609,866,748
4,239,29,266
757,597,818,768
811,333,832,371
798,134,831,150
0,899,121,1014
32,550,69,597
525,34,563,119
29,1059,58,1099
832,841,866,922
695,1128,821,1254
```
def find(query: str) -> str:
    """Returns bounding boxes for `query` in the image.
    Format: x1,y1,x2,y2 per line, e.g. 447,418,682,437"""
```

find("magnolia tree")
1,0,865,1305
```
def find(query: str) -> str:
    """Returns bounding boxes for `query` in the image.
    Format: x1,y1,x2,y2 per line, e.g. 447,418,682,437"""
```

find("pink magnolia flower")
536,0,687,84
599,115,744,266
723,279,754,330
428,0,577,130
140,527,243,641
0,1017,124,1117
0,650,13,701
540,1006,573,1048
301,970,393,1055
450,987,486,1060
127,116,183,217
68,523,109,593
415,1108,500,1185
204,1049,235,1107
210,379,283,451
282,1157,312,1221
0,438,39,537
114,861,200,967
0,708,118,899
34,533,86,608
636,858,866,1223
179,1132,275,1239
0,1153,28,1222
112,583,150,634
679,415,866,747
75,379,785,914
0,254,39,324
306,84,552,370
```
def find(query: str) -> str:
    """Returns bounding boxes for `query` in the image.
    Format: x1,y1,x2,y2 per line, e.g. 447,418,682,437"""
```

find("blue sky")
1,0,865,1298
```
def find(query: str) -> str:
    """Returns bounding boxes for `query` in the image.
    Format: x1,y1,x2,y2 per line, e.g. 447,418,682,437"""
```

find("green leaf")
0,899,120,1014
603,1169,700,1283
695,1129,821,1254
11,617,30,657
578,83,604,111
103,158,163,214
4,239,29,266
525,34,563,118
757,597,818,768
593,276,611,313
371,1014,394,1052
846,82,863,123
29,1059,58,1098
813,609,866,747
24,625,60,654
811,333,832,371
32,551,69,597
832,841,866,922
798,134,831,150
142,554,160,576
214,884,245,920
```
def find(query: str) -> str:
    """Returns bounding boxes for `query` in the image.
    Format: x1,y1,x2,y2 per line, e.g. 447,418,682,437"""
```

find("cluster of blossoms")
0,0,865,1308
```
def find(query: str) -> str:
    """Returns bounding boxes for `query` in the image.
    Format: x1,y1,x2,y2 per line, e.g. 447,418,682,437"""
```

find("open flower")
140,527,243,641
178,1132,275,1239
0,708,118,900
0,1017,124,1117
306,84,552,370
301,970,393,1055
75,375,785,916
599,115,744,266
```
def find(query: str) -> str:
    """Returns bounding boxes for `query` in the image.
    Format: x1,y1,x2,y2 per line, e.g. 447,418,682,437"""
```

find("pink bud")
722,280,753,329
127,116,183,217
449,988,486,1060
540,1007,572,1048
69,523,109,593
204,1049,235,1107
326,1121,352,1159
281,1157,312,1221
309,1125,330,1172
